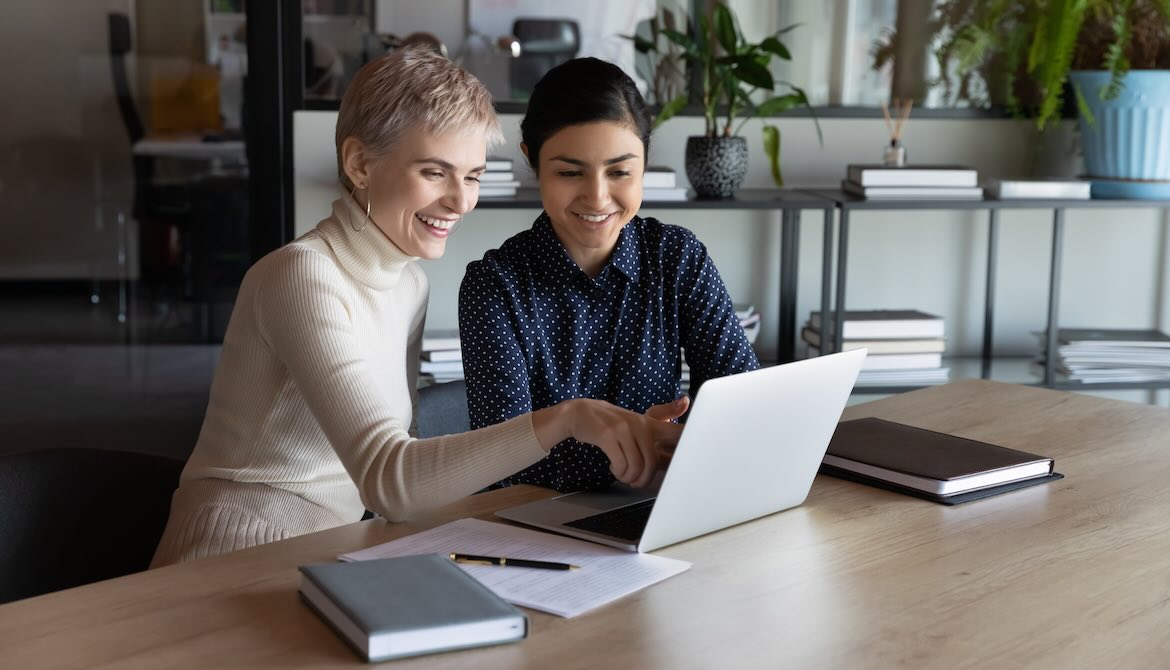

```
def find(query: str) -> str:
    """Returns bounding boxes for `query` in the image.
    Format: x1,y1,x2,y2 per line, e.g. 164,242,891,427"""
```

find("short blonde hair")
335,48,503,189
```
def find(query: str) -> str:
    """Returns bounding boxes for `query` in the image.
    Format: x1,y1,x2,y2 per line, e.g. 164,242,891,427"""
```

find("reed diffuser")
881,98,912,166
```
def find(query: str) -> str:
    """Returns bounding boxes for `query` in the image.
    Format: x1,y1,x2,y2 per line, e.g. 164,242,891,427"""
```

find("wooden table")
2,380,1169,668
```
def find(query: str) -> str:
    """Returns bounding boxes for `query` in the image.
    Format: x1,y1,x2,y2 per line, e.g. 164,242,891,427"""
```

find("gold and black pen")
449,552,580,571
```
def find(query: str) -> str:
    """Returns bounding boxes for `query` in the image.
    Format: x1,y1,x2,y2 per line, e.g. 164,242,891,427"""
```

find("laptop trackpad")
554,475,662,510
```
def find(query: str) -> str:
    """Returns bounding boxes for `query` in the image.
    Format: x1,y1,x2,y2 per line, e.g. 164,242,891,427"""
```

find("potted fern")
927,0,1170,196
630,1,820,198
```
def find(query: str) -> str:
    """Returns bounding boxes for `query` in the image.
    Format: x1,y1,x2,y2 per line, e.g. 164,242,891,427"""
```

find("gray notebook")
299,553,527,662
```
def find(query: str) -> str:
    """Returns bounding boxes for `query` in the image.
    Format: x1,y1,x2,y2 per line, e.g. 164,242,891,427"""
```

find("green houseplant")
904,0,1170,194
629,1,821,197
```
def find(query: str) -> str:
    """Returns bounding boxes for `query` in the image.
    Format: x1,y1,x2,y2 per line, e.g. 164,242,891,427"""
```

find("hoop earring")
348,183,372,233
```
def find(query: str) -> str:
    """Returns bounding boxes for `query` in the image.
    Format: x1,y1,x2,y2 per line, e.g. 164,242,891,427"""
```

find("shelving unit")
451,185,1169,398
476,188,835,363
804,188,1170,394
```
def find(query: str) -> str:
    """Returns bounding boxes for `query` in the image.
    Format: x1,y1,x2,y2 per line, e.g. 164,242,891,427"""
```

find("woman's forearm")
530,400,576,452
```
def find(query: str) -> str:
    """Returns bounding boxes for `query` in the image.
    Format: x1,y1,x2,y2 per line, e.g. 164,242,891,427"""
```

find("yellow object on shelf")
150,64,221,134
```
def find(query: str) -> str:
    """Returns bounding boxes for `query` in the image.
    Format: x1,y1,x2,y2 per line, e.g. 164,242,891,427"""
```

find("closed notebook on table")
821,417,1061,504
299,553,527,662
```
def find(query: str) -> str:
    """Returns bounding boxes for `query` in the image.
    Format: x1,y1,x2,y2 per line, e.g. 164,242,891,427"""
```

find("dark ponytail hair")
520,57,652,172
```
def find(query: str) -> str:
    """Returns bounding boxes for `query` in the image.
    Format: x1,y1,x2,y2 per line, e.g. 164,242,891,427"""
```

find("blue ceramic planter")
1070,70,1170,197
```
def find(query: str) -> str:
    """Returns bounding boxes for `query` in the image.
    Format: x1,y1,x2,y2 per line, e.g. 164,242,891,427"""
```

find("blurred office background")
16,1,1133,464
0,1,375,459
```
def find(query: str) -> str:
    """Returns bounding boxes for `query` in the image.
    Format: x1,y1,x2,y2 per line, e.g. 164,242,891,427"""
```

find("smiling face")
530,121,644,277
343,127,488,260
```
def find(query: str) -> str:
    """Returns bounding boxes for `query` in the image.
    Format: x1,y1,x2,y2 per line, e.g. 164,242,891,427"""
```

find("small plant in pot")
924,0,1170,197
633,1,821,198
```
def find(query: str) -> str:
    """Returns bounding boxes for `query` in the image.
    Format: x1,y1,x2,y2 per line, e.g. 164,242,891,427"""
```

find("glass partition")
0,1,258,346
0,0,266,468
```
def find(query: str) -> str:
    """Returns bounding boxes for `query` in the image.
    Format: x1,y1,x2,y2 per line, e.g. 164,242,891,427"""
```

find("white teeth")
578,213,610,223
416,214,457,230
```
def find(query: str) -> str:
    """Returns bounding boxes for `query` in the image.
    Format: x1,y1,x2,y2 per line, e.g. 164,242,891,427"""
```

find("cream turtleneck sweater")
151,196,546,566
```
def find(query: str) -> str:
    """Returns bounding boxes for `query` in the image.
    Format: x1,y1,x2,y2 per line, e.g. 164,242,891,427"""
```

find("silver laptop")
495,348,866,552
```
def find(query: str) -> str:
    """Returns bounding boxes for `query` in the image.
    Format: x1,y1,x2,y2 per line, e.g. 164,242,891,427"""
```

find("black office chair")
108,13,196,314
509,18,580,99
417,380,471,438
0,448,184,604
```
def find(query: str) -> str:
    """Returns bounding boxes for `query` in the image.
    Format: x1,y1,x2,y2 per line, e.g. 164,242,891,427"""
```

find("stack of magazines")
1035,328,1170,383
419,329,463,384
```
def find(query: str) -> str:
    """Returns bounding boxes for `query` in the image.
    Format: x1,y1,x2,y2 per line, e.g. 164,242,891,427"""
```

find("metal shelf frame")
477,188,836,364
804,189,1170,394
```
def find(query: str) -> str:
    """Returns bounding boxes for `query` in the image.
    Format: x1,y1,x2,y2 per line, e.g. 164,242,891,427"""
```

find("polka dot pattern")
458,213,759,492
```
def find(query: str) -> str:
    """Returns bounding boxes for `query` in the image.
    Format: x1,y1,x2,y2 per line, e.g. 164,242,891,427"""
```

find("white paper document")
339,518,691,618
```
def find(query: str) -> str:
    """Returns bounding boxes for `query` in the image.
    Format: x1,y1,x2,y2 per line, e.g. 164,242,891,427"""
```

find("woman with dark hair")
459,57,759,494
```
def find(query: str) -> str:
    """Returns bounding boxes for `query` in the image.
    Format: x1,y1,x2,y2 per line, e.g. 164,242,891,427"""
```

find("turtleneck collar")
314,191,418,290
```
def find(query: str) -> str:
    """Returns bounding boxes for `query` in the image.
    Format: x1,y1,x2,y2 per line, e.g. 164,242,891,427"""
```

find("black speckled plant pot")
685,136,748,199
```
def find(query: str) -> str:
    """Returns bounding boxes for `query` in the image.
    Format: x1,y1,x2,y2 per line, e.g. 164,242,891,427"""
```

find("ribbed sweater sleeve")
251,244,546,522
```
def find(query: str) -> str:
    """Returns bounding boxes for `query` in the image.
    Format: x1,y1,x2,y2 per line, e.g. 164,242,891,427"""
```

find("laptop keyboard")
564,499,655,542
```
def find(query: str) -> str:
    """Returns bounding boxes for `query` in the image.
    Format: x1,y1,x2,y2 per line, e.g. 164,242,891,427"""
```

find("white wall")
375,0,466,57
293,111,1170,378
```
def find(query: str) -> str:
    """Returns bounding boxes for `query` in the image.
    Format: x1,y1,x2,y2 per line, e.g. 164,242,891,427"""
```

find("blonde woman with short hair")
152,49,682,567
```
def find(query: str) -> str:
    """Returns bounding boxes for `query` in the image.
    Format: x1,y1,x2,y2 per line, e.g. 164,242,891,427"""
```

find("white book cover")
809,310,945,339
420,360,464,374
479,183,520,198
801,327,945,354
854,368,950,385
842,180,984,200
1042,328,1170,348
479,171,516,182
421,349,462,362
861,352,943,370
984,178,1090,200
846,164,978,187
421,329,460,351
643,166,677,188
642,187,689,201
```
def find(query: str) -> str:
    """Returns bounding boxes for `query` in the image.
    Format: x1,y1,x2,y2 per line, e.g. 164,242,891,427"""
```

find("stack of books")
842,164,983,200
643,166,688,202
479,157,520,198
803,309,948,386
680,304,762,390
1035,328,1170,383
419,329,463,384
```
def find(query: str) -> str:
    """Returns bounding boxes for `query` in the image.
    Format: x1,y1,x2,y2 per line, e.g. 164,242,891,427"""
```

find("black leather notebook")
820,463,1064,504
820,417,1062,504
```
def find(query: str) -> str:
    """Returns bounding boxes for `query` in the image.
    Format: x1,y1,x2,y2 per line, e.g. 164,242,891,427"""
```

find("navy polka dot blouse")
458,212,760,493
